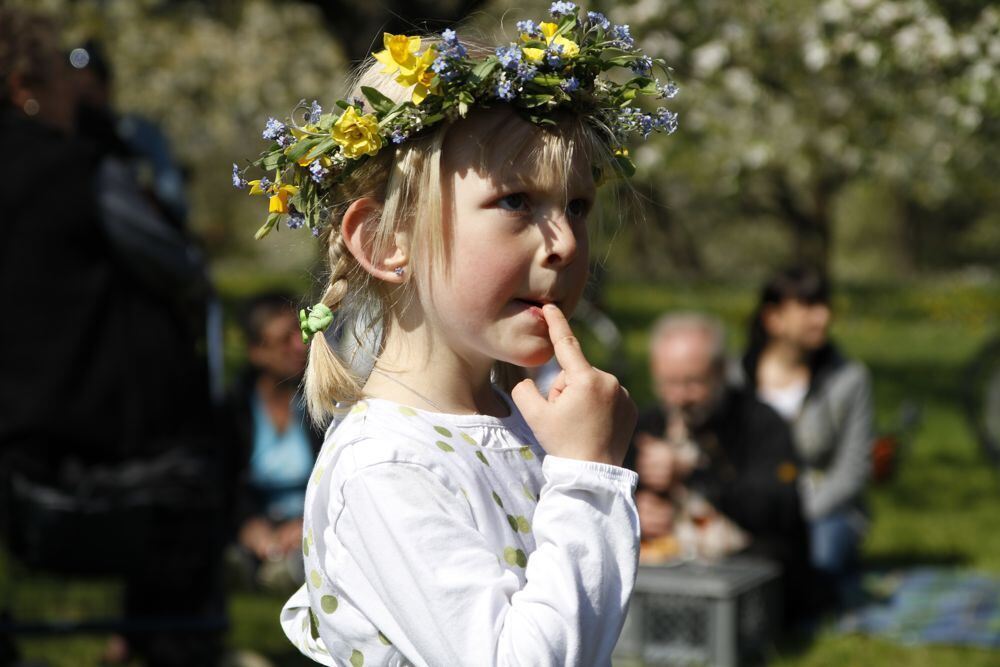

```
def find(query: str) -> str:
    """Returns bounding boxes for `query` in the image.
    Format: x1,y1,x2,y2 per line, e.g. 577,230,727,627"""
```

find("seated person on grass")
627,312,817,623
227,293,321,591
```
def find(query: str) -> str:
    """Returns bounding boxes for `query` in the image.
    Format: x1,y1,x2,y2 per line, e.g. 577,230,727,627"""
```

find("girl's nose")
543,214,579,269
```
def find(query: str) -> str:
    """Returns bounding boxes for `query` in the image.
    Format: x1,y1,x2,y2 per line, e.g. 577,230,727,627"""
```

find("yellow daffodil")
373,33,421,76
522,47,546,63
247,180,298,214
268,184,298,213
332,106,383,159
395,47,440,105
522,21,579,63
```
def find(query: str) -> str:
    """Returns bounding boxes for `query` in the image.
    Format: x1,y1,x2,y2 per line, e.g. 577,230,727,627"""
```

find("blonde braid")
303,225,363,423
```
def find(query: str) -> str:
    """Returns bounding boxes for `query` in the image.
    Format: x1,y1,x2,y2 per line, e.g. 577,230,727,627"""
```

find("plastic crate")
614,557,781,667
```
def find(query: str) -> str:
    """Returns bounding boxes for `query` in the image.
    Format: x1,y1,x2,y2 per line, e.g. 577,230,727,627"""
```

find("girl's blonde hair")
304,41,615,424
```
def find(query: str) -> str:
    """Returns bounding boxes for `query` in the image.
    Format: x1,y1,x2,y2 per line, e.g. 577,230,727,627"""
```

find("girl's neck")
365,325,509,417
757,341,810,390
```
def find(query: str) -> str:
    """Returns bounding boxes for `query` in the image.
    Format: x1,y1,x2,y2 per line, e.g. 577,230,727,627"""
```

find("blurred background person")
73,38,191,230
741,266,874,608
628,312,816,626
227,293,319,593
0,8,226,665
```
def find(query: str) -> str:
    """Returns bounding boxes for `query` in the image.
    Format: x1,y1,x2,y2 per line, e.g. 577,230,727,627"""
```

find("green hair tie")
299,303,334,343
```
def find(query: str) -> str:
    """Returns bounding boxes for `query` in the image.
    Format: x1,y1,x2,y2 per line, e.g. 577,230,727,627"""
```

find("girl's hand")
512,304,636,467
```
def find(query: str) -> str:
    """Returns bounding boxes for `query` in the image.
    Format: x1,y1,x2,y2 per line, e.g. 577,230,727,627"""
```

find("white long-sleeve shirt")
281,395,640,666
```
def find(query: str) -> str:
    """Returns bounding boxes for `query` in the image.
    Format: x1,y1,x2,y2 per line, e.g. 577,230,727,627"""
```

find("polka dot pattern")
503,546,528,568
290,397,550,664
321,595,339,614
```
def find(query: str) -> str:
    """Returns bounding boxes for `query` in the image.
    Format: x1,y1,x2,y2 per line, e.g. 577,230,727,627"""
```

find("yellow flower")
247,180,298,214
522,21,579,62
395,47,440,105
332,106,383,159
373,33,421,76
268,184,298,214
522,47,546,64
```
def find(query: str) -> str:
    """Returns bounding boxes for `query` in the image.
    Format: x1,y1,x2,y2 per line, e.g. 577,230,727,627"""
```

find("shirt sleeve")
333,454,639,667
805,365,874,519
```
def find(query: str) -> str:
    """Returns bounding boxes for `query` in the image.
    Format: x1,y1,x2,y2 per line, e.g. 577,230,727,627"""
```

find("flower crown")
233,3,678,242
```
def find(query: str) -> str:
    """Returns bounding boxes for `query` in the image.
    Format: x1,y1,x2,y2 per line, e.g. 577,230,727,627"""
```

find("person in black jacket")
227,292,322,592
628,312,819,626
0,9,225,665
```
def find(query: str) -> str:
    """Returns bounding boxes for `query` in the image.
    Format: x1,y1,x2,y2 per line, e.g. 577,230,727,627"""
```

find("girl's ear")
341,197,409,284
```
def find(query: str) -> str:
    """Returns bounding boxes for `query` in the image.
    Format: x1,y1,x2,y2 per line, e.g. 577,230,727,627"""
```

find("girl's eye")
497,193,529,213
566,198,591,220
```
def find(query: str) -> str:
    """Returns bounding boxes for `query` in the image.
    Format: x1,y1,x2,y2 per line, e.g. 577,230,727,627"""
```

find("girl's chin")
496,343,554,369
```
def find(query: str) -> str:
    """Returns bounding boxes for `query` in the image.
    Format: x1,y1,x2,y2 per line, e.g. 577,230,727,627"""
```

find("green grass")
4,279,998,666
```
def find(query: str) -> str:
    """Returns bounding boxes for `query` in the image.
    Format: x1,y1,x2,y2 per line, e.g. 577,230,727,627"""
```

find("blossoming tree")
603,0,999,274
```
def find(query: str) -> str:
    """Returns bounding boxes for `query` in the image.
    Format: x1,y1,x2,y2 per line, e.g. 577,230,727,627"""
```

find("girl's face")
418,109,594,369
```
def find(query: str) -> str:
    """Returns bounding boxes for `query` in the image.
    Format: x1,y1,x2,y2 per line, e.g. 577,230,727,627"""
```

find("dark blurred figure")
627,312,816,627
73,39,190,229
227,293,320,593
741,266,874,609
0,8,225,666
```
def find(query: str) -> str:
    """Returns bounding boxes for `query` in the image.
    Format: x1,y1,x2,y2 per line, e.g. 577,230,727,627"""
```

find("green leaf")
361,86,396,115
304,137,336,162
531,74,563,87
614,155,636,177
285,136,324,162
254,212,282,240
261,151,284,171
289,190,306,213
471,59,498,84
554,14,578,39
520,93,554,108
528,115,558,127
605,54,638,67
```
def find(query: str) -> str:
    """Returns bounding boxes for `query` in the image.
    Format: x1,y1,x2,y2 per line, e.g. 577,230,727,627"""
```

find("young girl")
236,8,679,664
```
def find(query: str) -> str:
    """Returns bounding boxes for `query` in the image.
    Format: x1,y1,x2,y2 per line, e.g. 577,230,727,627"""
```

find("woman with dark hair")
742,266,874,607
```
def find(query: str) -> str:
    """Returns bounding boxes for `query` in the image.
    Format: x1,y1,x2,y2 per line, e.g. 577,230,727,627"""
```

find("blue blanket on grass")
838,568,1000,648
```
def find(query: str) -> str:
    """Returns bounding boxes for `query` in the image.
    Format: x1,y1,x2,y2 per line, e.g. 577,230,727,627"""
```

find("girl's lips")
513,298,551,323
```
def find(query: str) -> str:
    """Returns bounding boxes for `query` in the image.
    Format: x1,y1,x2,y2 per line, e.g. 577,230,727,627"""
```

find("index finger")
543,304,591,372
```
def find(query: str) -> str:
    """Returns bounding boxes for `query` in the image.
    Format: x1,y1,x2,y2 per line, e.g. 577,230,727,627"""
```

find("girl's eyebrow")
489,174,595,198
